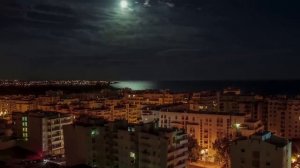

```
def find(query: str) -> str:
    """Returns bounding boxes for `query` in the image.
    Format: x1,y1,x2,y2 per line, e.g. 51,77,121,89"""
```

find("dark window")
252,160,259,167
252,151,260,159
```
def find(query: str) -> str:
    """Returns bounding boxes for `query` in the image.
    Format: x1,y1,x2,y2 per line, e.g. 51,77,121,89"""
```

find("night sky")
0,0,299,80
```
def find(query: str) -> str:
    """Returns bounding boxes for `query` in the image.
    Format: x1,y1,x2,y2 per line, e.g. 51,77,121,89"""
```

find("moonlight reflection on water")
112,81,156,90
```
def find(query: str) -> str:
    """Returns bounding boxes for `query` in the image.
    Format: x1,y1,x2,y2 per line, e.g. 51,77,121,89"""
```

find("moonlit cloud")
0,0,299,80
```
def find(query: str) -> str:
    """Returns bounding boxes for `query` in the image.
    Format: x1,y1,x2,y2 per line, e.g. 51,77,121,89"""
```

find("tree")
212,137,231,167
188,135,201,162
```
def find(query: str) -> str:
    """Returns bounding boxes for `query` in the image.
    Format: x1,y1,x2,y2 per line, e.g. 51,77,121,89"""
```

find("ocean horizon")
111,80,300,95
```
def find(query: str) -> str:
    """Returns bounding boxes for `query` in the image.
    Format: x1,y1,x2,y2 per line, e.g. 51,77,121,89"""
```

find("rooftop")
161,110,246,116
251,131,290,148
19,110,72,119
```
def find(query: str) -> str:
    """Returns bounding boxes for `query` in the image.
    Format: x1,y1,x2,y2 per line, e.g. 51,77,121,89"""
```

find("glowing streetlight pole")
235,123,241,137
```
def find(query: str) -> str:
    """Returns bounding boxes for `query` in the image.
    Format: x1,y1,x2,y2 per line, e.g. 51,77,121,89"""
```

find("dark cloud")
0,0,299,80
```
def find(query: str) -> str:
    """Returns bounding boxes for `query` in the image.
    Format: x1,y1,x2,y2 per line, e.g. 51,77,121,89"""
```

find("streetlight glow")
292,156,296,163
235,123,241,129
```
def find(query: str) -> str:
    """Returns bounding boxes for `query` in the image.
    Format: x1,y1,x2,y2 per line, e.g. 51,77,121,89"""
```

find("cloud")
0,0,299,80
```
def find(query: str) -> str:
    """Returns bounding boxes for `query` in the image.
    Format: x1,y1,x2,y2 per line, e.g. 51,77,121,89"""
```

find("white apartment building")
157,106,263,161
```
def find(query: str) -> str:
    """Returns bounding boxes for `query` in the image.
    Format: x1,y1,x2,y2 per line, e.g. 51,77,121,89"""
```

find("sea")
111,80,300,95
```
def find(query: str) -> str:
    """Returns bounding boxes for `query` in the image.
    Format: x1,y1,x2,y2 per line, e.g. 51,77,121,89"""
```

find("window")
130,152,136,159
22,116,27,122
128,127,135,132
252,160,259,167
252,151,260,159
91,129,99,137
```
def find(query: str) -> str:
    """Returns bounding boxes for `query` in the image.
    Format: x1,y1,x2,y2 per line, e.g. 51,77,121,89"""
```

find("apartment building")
0,96,38,123
12,111,73,157
267,97,300,139
141,108,160,123
71,104,141,124
238,99,267,122
157,105,263,161
124,92,175,105
230,131,291,168
189,91,220,112
64,119,188,168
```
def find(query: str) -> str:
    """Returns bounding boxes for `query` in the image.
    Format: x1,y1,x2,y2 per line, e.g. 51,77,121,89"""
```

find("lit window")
23,133,28,139
128,127,135,132
22,122,28,126
91,129,98,137
22,116,28,122
130,152,136,159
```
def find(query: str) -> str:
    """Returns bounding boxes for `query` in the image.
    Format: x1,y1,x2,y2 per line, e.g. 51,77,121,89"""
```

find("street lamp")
292,156,297,163
234,123,241,137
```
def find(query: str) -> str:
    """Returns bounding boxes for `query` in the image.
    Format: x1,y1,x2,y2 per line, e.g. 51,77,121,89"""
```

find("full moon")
120,0,128,9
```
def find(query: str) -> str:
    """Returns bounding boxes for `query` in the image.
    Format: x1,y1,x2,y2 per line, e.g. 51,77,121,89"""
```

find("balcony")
52,133,61,137
167,155,175,162
176,146,188,154
168,146,176,153
168,150,175,158
52,144,63,150
61,119,71,124
177,139,188,145
174,162,186,168
51,126,61,131
175,153,188,162
52,137,62,142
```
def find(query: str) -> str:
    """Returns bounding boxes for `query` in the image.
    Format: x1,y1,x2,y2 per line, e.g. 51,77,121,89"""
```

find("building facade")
12,111,73,157
64,119,188,168
158,108,263,161
230,131,291,168
267,97,300,139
